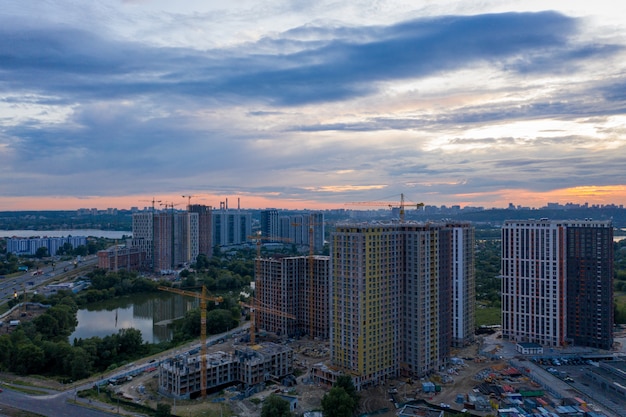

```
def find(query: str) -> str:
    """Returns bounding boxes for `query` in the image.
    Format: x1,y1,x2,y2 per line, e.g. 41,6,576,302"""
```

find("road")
0,384,124,417
0,256,98,308
0,324,251,417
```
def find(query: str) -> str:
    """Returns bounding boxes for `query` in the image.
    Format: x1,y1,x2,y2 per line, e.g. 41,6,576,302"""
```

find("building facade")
260,210,281,242
212,203,252,248
328,222,474,388
188,204,213,257
256,255,330,339
259,210,325,254
450,224,476,346
97,244,145,272
133,210,199,272
158,343,293,399
131,212,153,269
7,236,87,256
501,219,613,349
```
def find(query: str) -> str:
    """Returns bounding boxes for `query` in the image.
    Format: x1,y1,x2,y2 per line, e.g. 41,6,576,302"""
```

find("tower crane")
139,197,162,212
247,233,293,258
345,193,424,222
239,298,295,345
182,195,196,211
247,233,293,281
157,285,223,399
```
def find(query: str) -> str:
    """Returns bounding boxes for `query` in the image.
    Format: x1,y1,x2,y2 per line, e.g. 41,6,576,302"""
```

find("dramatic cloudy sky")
2,0,626,211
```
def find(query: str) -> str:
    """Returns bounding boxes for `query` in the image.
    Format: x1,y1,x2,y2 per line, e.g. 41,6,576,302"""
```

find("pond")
69,292,198,344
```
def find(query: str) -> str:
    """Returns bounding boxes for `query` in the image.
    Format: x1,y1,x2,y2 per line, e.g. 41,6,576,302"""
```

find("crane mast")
345,193,424,222
157,285,222,398
246,233,294,344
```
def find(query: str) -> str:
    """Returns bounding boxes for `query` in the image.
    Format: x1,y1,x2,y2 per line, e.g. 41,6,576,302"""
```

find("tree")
74,245,88,256
155,403,171,417
261,394,292,417
33,314,60,340
35,246,49,259
206,309,238,334
334,375,359,405
0,335,13,371
182,274,196,288
13,343,45,375
69,346,93,380
117,328,144,356
321,386,356,417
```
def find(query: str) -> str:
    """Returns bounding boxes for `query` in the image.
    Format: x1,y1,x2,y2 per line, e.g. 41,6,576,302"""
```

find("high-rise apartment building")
501,219,613,349
260,210,325,254
212,200,252,248
256,255,330,339
132,212,154,269
133,211,199,272
328,222,474,388
188,204,213,257
260,210,280,241
450,225,476,346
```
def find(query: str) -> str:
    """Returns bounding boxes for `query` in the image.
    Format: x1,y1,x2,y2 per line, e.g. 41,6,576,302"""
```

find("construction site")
102,327,626,417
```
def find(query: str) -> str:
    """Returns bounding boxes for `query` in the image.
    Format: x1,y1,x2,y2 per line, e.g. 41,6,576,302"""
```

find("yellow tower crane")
345,193,424,222
157,285,223,399
247,233,293,287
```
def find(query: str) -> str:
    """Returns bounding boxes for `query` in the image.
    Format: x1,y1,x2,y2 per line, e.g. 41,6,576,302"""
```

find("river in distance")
69,292,198,344
0,230,131,239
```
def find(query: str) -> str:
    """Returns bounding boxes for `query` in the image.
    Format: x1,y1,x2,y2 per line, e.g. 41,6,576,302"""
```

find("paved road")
0,385,127,417
0,323,251,417
0,257,98,308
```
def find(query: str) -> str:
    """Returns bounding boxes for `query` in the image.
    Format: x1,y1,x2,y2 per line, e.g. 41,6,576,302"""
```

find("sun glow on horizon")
1,184,625,212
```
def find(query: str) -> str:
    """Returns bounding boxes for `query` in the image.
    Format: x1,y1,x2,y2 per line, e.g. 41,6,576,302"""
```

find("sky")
2,0,626,211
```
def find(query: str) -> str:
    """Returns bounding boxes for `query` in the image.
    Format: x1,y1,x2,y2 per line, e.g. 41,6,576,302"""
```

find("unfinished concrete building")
256,255,330,340
158,343,293,399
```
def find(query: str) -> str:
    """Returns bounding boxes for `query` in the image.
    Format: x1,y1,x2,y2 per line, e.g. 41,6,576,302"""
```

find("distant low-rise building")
97,245,146,272
7,236,87,256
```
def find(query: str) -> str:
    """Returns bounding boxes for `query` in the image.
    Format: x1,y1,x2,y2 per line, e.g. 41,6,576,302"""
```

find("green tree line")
0,262,250,381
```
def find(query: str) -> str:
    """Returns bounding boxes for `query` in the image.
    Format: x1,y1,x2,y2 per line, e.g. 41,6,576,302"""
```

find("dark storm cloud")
0,11,604,106
2,7,625,206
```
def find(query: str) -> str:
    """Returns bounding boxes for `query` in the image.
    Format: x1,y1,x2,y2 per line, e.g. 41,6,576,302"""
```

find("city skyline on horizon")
2,1,626,211
0,194,626,212
3,193,625,213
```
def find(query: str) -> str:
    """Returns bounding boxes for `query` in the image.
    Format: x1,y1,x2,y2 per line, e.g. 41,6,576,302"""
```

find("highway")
0,256,119,415
0,256,98,308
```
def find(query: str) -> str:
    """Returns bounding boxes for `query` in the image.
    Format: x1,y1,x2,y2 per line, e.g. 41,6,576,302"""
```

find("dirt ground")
113,335,505,417
0,301,505,417
0,304,48,335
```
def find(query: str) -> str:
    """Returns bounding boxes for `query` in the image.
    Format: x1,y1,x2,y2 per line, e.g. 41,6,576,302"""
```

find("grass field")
475,302,501,327
615,292,626,324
